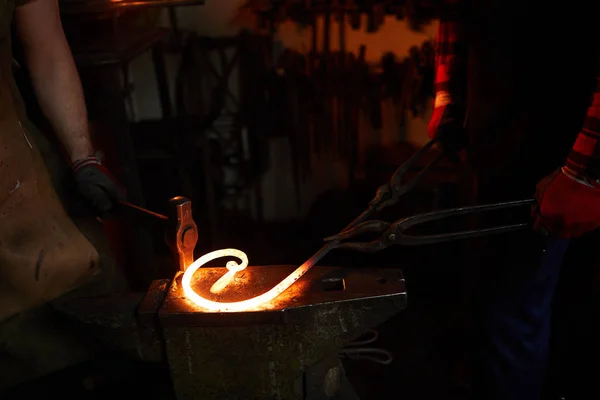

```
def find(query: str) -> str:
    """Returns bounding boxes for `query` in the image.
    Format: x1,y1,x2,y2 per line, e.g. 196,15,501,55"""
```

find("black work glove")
72,156,125,218
428,103,468,160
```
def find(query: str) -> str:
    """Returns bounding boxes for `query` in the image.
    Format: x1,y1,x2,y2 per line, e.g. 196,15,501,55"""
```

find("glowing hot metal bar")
182,248,317,312
208,251,247,294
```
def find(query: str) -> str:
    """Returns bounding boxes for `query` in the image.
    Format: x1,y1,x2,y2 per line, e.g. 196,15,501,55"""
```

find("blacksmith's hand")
72,156,125,217
533,167,600,238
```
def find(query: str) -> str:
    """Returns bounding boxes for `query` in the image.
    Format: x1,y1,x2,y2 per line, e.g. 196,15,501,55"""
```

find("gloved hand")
532,168,600,238
428,100,468,158
72,156,125,217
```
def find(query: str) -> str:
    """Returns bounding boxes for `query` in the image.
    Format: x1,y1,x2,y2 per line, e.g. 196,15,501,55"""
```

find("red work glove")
428,94,468,157
533,168,600,238
72,156,126,218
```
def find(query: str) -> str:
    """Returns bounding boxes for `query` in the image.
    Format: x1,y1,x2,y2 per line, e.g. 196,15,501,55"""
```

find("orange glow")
181,248,312,312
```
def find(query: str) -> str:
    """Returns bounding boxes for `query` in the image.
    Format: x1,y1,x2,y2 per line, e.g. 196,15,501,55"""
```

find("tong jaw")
324,220,396,253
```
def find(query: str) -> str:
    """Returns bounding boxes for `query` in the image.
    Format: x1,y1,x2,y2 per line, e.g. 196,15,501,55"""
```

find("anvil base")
57,265,407,400
159,265,406,400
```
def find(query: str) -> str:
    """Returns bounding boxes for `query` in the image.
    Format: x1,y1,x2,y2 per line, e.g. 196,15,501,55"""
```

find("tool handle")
117,200,169,226
392,198,535,245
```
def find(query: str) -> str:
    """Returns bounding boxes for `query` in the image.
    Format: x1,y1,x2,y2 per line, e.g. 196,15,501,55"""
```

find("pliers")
324,199,535,253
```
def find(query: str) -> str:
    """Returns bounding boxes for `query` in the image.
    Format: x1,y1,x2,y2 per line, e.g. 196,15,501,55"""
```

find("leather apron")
0,0,99,321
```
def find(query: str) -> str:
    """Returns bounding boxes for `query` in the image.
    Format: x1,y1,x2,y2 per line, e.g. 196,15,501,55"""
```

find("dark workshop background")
7,1,592,399
22,0,451,289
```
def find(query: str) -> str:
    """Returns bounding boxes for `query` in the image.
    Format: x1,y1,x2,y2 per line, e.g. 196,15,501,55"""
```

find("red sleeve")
565,59,600,180
434,0,468,106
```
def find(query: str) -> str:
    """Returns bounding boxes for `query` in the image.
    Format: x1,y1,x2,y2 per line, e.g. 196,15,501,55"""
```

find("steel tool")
325,198,536,252
117,196,198,272
300,138,443,269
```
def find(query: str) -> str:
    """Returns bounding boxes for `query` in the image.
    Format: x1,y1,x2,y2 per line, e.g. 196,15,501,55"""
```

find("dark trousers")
545,232,600,399
471,236,569,400
465,176,569,399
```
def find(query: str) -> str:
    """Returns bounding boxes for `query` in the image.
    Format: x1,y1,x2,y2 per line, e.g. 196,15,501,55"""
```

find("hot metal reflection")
182,248,313,312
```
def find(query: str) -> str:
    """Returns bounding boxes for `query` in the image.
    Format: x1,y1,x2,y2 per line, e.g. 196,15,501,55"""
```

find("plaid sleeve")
433,0,468,106
565,58,600,180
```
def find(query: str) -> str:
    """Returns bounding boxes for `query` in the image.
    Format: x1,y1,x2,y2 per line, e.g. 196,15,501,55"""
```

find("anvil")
59,267,406,400
55,197,407,399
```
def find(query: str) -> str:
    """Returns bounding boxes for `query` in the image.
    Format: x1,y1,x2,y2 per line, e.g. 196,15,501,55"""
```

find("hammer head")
165,197,198,272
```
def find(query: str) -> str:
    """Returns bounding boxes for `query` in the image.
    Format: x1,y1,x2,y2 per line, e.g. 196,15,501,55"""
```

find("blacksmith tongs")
324,199,536,252
299,138,445,270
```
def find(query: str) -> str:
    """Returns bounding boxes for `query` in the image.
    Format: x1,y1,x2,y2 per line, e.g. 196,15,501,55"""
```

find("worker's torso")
465,0,597,191
0,2,100,321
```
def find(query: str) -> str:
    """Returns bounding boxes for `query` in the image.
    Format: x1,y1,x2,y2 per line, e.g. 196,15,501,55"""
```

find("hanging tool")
320,0,333,153
347,45,368,181
336,3,347,158
299,138,443,270
367,2,385,33
117,197,198,272
324,198,535,252
348,0,361,30
276,49,309,209
365,49,384,131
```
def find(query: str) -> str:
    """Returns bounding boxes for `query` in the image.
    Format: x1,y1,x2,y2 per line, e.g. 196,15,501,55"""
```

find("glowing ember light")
181,248,312,312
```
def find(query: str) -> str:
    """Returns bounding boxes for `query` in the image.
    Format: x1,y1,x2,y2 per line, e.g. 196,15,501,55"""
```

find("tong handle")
393,198,536,246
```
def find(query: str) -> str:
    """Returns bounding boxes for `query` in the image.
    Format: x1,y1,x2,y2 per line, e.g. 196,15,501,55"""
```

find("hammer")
117,197,198,273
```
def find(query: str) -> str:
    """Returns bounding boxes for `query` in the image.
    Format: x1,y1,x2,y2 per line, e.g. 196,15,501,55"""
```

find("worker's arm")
14,0,125,216
432,0,468,107
428,0,468,152
564,71,600,181
14,0,92,163
533,56,600,238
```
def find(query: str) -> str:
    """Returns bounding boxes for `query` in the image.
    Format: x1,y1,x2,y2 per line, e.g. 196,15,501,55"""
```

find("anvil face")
157,266,407,400
159,265,406,321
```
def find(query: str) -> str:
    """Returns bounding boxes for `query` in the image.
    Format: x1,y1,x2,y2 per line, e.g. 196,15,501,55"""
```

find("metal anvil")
60,264,407,400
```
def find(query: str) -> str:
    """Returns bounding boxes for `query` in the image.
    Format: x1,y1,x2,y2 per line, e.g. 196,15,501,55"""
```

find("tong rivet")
388,233,396,241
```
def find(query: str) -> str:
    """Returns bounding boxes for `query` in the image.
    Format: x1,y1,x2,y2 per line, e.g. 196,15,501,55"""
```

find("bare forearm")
28,49,93,162
15,0,93,163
